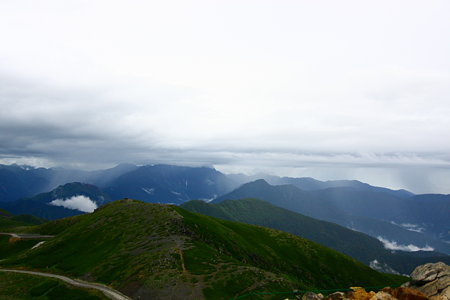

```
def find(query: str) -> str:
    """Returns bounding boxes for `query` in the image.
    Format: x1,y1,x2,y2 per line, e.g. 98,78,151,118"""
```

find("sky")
1,0,450,194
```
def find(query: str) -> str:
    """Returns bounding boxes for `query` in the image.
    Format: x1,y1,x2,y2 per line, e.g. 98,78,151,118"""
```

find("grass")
0,235,46,260
176,207,407,290
0,272,108,300
0,214,44,230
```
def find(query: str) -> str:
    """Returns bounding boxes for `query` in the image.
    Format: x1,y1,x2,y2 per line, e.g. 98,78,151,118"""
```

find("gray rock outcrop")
405,262,450,300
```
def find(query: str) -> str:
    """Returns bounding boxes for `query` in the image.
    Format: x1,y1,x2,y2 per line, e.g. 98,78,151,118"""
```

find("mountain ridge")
213,179,450,254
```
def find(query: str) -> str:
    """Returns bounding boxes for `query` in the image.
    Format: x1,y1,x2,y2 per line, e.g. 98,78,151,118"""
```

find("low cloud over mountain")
50,195,98,213
377,237,434,252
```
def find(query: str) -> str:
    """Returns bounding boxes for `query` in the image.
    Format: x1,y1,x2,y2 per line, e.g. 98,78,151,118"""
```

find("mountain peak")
247,178,270,186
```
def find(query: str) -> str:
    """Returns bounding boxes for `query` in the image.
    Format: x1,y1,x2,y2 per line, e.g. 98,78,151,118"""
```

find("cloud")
390,222,425,233
50,195,98,213
369,260,400,275
1,1,450,193
377,237,434,252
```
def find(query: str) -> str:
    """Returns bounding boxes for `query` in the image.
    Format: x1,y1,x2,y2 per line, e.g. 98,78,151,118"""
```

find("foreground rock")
404,262,450,300
297,263,449,300
298,286,427,300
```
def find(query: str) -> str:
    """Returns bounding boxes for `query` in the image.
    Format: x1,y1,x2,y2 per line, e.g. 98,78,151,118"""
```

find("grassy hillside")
0,235,47,260
181,199,450,274
0,209,45,230
0,271,107,299
181,198,386,263
1,199,406,299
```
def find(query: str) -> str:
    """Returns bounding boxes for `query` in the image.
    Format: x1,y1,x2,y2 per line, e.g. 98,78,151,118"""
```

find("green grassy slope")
1,199,406,299
181,199,387,261
0,209,45,230
0,235,46,260
0,272,108,300
180,199,450,274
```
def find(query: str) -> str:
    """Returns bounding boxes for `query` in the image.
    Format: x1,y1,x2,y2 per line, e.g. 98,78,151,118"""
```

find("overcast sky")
1,0,450,193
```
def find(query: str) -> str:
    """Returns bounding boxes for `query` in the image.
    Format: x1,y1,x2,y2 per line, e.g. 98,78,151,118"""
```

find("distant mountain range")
0,163,448,260
0,163,415,205
103,164,236,204
1,182,110,220
0,163,239,205
230,174,414,198
213,179,450,254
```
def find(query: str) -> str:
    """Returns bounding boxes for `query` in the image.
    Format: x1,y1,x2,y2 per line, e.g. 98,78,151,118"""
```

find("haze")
1,0,449,193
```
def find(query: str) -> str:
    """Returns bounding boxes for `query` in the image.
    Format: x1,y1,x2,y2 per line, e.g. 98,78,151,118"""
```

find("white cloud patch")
401,223,426,233
50,195,97,213
377,236,434,252
369,259,400,275
390,221,426,233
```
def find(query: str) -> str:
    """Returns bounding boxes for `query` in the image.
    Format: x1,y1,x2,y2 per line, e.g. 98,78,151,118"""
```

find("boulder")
326,291,346,300
439,286,450,300
411,263,450,285
303,292,324,300
347,287,375,300
381,287,394,295
370,291,397,300
392,287,428,300
408,262,450,300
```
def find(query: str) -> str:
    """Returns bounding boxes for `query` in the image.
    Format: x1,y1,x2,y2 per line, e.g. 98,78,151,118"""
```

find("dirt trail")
177,248,187,272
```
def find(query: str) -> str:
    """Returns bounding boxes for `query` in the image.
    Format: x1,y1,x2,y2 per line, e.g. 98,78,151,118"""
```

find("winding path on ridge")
0,269,131,300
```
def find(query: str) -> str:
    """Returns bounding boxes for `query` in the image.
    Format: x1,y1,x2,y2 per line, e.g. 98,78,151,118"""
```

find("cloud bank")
1,1,450,193
377,237,434,252
50,195,98,213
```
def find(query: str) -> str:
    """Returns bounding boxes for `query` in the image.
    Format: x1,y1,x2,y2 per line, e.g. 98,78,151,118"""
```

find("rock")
408,262,450,299
420,275,450,298
392,287,428,300
369,291,398,300
411,263,450,285
347,287,375,300
327,291,346,300
439,286,450,300
381,287,394,295
303,292,324,300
